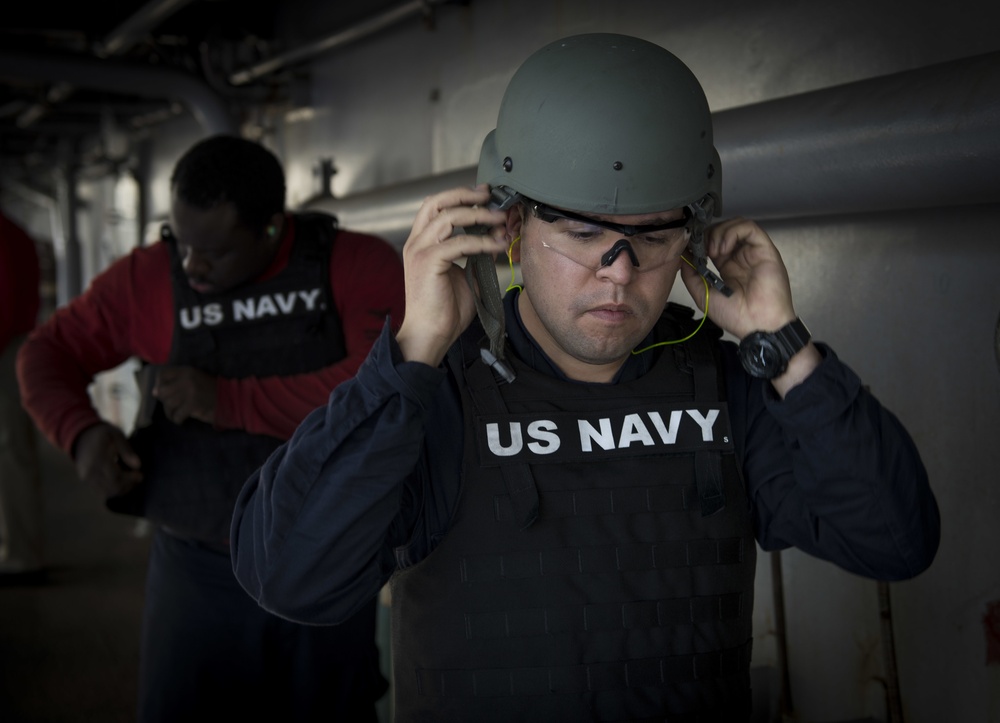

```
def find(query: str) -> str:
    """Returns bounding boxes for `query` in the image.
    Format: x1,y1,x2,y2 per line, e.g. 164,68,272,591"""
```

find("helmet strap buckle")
685,195,733,297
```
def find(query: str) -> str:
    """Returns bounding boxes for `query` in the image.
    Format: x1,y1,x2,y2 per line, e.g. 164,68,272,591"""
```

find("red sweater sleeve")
15,243,175,454
213,230,405,439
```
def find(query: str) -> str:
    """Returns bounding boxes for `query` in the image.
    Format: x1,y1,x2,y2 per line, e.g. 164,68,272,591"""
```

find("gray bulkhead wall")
132,0,998,720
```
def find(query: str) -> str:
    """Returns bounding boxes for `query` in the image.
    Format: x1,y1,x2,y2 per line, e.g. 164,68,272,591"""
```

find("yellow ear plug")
505,236,522,293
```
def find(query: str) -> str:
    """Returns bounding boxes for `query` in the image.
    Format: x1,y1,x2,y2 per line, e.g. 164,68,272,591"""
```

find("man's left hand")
680,217,821,396
153,366,218,425
680,217,796,339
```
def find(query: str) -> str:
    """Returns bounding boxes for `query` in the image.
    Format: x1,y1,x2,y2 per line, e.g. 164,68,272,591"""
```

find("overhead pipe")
303,51,1000,245
13,0,196,129
305,167,475,247
0,48,234,303
229,0,450,86
16,82,73,129
94,0,198,58
0,50,236,136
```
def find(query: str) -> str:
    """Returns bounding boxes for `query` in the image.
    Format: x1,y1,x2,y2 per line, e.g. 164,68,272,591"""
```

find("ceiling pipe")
229,0,448,86
94,0,198,58
15,82,73,129
13,0,197,129
305,166,475,247
0,50,236,136
303,51,1000,246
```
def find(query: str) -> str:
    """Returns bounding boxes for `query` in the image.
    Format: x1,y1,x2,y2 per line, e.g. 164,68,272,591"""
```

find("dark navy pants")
138,528,386,723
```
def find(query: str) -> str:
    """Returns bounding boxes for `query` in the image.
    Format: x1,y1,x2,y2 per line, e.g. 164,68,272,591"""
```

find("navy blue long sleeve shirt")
231,292,940,625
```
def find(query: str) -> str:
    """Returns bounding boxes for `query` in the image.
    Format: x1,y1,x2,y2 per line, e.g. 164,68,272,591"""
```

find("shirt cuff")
364,320,448,410
761,343,862,430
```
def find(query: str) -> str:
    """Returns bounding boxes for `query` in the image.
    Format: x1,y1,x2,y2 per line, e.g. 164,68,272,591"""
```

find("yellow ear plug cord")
631,255,710,354
505,236,523,293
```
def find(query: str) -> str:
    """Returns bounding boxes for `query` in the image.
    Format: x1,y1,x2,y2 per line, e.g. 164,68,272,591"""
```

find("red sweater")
16,216,405,454
1,211,41,353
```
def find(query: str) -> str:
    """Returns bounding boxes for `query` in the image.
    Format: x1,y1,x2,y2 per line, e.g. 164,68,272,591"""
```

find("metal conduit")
0,51,236,136
303,51,1000,244
304,167,476,246
229,0,449,86
714,50,1000,220
95,0,199,58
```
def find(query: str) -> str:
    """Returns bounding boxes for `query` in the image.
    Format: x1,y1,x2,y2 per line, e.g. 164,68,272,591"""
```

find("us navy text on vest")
178,288,325,330
476,402,733,465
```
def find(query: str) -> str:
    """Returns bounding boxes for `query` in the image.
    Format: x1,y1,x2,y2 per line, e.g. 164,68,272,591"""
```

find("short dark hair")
170,135,286,232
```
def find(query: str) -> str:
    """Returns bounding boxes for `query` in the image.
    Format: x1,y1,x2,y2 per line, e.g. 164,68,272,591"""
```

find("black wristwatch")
738,318,811,379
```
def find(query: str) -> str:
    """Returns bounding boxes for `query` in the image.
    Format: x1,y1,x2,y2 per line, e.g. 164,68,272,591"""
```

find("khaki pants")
0,335,44,572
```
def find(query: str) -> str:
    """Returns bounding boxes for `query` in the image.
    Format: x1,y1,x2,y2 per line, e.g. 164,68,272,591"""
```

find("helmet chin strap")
465,254,516,383
463,186,523,384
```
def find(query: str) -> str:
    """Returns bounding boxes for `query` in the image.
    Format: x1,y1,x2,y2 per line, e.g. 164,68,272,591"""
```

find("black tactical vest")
107,213,346,545
391,306,756,722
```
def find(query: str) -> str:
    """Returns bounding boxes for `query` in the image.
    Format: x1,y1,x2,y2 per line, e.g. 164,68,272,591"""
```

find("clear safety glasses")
525,198,691,272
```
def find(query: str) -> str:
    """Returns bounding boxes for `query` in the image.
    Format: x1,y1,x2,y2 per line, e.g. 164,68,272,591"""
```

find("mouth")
187,278,214,294
586,304,633,323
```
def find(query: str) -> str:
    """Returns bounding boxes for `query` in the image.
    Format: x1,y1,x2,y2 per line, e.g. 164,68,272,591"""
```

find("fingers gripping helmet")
477,33,721,218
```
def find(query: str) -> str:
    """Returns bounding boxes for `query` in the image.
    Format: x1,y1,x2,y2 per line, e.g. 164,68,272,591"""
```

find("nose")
182,249,210,279
600,238,640,269
596,238,638,283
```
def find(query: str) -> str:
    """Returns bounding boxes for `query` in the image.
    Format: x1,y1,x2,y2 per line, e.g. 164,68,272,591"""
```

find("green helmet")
477,33,722,217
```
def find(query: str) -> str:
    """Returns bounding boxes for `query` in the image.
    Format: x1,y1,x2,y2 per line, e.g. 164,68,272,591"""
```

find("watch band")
773,318,811,360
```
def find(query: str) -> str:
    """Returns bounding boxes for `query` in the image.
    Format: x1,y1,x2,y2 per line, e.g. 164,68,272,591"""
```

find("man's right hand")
72,423,143,498
394,184,509,367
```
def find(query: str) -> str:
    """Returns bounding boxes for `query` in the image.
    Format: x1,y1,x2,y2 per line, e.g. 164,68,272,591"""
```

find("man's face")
515,205,689,383
168,190,278,295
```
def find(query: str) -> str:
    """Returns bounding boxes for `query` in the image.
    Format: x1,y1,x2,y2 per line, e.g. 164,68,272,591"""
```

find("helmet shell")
478,33,721,216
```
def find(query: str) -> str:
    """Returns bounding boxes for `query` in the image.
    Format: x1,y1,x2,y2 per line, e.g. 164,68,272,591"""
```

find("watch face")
739,332,786,379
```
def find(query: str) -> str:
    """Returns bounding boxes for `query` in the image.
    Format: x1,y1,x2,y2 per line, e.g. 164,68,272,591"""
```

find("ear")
265,213,285,243
505,206,525,262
